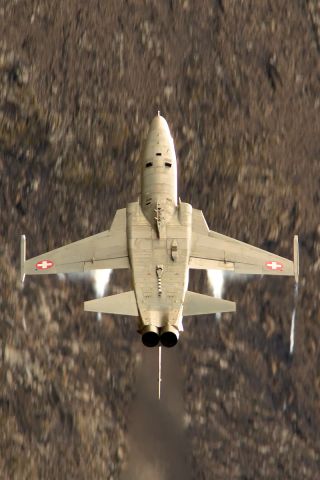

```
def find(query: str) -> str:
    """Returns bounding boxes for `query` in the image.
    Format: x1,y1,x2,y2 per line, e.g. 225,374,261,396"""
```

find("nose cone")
149,113,170,133
144,113,174,159
140,112,178,215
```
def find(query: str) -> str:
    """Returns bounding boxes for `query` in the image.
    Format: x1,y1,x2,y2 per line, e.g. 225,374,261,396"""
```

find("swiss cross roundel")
36,260,54,270
265,261,283,271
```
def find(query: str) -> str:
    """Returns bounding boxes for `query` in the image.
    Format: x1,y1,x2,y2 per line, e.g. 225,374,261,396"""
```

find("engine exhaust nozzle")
141,325,160,347
160,325,179,348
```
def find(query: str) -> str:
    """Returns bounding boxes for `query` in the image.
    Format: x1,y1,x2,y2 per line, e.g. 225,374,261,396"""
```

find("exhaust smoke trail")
121,348,192,480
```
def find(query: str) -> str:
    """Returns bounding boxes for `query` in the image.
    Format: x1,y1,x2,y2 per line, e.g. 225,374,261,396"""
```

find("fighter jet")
21,113,299,350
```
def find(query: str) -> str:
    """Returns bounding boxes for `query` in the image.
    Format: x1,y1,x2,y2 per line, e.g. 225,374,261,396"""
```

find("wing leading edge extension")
21,208,129,282
190,209,299,282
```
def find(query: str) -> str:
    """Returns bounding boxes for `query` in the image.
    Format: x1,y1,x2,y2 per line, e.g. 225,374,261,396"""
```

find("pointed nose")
143,114,175,160
140,113,178,212
149,114,170,133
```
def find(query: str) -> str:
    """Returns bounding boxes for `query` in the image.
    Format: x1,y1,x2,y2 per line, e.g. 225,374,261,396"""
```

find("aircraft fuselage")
127,114,189,347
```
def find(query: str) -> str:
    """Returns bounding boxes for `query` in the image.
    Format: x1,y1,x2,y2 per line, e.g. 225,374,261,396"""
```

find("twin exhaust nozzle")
141,325,179,348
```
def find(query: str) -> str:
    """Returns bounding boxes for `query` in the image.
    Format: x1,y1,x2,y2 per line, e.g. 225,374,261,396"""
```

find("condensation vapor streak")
91,269,112,298
61,270,112,320
207,269,224,299
290,309,296,354
207,269,224,319
91,269,112,320
290,282,299,355
62,269,112,299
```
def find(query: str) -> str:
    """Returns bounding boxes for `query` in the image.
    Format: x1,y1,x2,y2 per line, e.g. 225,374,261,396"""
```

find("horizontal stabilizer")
84,291,138,316
183,291,236,316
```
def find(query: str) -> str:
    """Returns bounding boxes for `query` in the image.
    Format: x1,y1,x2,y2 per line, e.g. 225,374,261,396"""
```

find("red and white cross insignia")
265,261,283,271
36,260,54,270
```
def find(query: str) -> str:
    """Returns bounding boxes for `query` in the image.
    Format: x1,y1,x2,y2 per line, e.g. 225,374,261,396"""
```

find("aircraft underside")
20,114,299,352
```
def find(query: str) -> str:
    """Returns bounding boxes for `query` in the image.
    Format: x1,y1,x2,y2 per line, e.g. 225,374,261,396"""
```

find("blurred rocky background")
1,0,320,478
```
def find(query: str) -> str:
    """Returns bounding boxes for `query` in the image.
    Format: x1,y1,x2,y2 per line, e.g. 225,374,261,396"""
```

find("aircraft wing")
21,208,129,281
190,209,299,281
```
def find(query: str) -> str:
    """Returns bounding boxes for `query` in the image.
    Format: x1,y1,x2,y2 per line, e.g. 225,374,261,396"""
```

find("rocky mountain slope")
1,1,320,478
